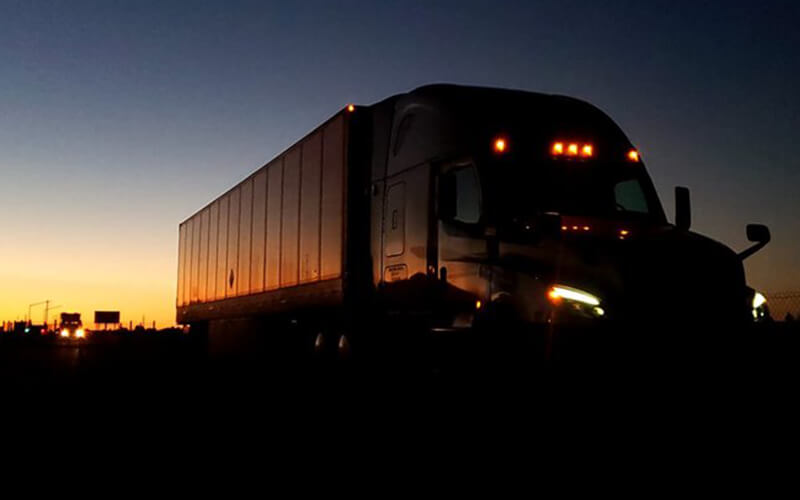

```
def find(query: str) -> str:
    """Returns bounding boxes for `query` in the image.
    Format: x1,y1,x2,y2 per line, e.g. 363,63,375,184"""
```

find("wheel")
337,334,352,361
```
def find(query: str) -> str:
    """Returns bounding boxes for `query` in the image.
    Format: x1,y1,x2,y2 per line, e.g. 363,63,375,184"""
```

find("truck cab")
370,85,770,338
59,313,85,339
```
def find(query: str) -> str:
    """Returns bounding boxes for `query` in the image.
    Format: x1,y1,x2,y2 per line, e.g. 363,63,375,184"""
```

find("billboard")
94,311,120,324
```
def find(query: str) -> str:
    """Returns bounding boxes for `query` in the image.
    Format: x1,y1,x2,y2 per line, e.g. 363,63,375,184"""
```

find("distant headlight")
75,329,85,338
547,284,605,318
60,329,70,337
752,291,769,321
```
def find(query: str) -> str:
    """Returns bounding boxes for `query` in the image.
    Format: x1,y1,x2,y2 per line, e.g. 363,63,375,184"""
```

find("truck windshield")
492,162,663,223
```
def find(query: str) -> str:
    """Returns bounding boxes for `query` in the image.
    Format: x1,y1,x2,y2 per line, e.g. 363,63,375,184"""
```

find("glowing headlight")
752,291,768,321
75,329,85,338
548,285,601,306
547,284,605,318
752,292,766,310
60,329,69,337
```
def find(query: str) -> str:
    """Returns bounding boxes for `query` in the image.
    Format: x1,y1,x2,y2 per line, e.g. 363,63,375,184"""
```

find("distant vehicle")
176,84,771,367
59,312,85,339
18,323,46,335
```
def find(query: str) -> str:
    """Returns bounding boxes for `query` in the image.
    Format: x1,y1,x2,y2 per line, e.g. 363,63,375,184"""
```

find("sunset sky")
1,0,798,327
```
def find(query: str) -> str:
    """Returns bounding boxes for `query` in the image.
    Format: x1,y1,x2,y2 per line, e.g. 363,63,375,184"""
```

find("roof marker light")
581,145,593,157
346,104,355,112
493,137,508,153
567,143,579,156
628,149,640,162
552,142,564,155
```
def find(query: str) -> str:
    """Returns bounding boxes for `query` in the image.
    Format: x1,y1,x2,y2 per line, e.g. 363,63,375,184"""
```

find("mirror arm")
739,241,767,260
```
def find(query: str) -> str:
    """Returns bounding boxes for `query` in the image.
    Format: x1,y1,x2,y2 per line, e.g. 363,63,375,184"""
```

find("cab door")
437,161,488,305
380,164,433,311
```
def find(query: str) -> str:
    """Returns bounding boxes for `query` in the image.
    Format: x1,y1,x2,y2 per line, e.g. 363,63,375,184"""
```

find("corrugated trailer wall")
177,113,346,320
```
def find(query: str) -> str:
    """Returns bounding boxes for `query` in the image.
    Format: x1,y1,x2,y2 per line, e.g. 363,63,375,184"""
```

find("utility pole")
28,300,48,325
44,303,61,329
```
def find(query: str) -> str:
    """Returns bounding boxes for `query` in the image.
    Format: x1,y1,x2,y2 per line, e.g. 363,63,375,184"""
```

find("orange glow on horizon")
0,245,177,329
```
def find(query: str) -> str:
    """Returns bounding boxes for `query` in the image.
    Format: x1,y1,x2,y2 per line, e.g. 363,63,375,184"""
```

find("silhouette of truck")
176,84,770,364
59,312,85,339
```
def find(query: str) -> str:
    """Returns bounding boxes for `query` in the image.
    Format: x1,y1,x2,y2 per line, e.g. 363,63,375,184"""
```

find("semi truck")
176,84,770,368
59,312,85,339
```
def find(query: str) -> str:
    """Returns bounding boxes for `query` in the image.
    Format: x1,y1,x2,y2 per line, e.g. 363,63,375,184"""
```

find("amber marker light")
567,143,579,156
552,142,564,155
346,104,355,112
475,300,482,310
627,149,640,162
581,144,593,157
547,289,563,304
493,137,508,153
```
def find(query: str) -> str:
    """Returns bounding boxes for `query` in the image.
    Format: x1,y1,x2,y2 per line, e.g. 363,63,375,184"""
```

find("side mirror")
675,186,691,231
438,173,456,220
739,224,771,260
747,224,770,243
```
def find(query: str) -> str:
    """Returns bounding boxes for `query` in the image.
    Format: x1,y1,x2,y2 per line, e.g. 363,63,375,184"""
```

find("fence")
766,292,800,322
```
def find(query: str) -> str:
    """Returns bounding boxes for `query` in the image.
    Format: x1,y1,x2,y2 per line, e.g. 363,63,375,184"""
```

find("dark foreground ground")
2,325,800,452
3,323,799,394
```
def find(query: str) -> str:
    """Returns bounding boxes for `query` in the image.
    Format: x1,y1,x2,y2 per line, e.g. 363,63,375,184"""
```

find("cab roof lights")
551,141,593,158
628,149,640,162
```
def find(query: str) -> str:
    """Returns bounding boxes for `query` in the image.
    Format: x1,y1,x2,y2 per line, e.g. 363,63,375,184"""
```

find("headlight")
752,291,769,321
547,284,605,318
75,329,85,338
60,329,70,337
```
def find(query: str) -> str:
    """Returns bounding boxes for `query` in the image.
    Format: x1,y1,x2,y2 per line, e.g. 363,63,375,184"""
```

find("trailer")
177,84,771,367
